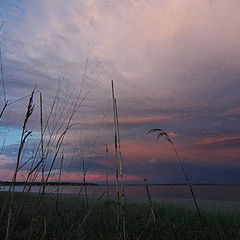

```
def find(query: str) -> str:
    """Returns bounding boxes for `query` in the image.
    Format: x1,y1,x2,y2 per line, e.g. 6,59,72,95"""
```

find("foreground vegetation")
0,191,239,240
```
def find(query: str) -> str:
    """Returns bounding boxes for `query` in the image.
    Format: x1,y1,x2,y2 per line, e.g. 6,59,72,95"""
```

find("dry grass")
148,128,210,239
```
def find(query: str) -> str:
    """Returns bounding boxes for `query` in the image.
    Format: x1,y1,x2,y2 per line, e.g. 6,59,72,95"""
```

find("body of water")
1,184,239,202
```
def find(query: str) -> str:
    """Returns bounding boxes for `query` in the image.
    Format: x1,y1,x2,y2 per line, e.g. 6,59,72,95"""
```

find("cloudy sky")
0,0,240,184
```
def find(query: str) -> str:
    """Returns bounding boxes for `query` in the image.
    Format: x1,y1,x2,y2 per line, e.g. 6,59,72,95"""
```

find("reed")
111,80,127,239
144,178,156,223
111,80,121,238
40,92,47,240
105,144,109,203
0,24,7,106
5,89,35,240
114,97,126,240
0,23,8,118
82,158,89,208
148,128,210,240
56,153,64,212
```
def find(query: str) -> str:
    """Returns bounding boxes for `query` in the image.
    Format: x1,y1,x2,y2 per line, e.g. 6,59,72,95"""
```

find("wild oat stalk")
148,129,201,216
5,90,35,240
148,128,210,240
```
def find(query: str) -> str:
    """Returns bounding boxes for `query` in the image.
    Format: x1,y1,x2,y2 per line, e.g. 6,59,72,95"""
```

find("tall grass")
5,90,34,240
148,128,211,240
0,191,239,240
111,80,126,239
0,55,94,237
56,153,64,212
0,21,8,118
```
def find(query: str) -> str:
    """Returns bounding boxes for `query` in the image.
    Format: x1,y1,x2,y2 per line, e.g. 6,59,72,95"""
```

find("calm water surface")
1,184,239,201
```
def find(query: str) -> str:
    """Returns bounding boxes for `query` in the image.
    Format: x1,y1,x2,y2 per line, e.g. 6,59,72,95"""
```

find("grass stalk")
136,214,152,240
56,154,64,212
0,101,7,118
144,178,156,223
79,191,105,228
0,46,7,104
105,144,110,229
105,145,109,203
111,80,120,238
82,159,89,208
148,128,210,240
40,92,47,240
171,216,178,240
114,97,126,240
5,90,34,240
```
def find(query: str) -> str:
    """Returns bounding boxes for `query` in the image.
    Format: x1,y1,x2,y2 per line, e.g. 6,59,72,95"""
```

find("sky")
0,0,240,184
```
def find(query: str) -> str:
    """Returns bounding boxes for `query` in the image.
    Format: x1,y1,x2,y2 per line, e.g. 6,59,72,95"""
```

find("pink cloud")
78,115,171,126
107,139,180,167
39,172,143,183
195,136,240,145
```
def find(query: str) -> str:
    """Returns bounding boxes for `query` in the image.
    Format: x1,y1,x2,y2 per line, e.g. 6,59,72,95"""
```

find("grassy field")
0,191,239,240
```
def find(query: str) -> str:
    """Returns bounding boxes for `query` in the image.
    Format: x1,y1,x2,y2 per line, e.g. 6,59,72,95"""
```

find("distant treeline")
0,181,97,186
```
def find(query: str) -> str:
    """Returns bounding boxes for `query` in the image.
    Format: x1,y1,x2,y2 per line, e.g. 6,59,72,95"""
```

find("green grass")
0,191,239,240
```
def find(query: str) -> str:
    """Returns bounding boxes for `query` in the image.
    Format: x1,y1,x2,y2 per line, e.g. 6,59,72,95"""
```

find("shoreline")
1,182,240,187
